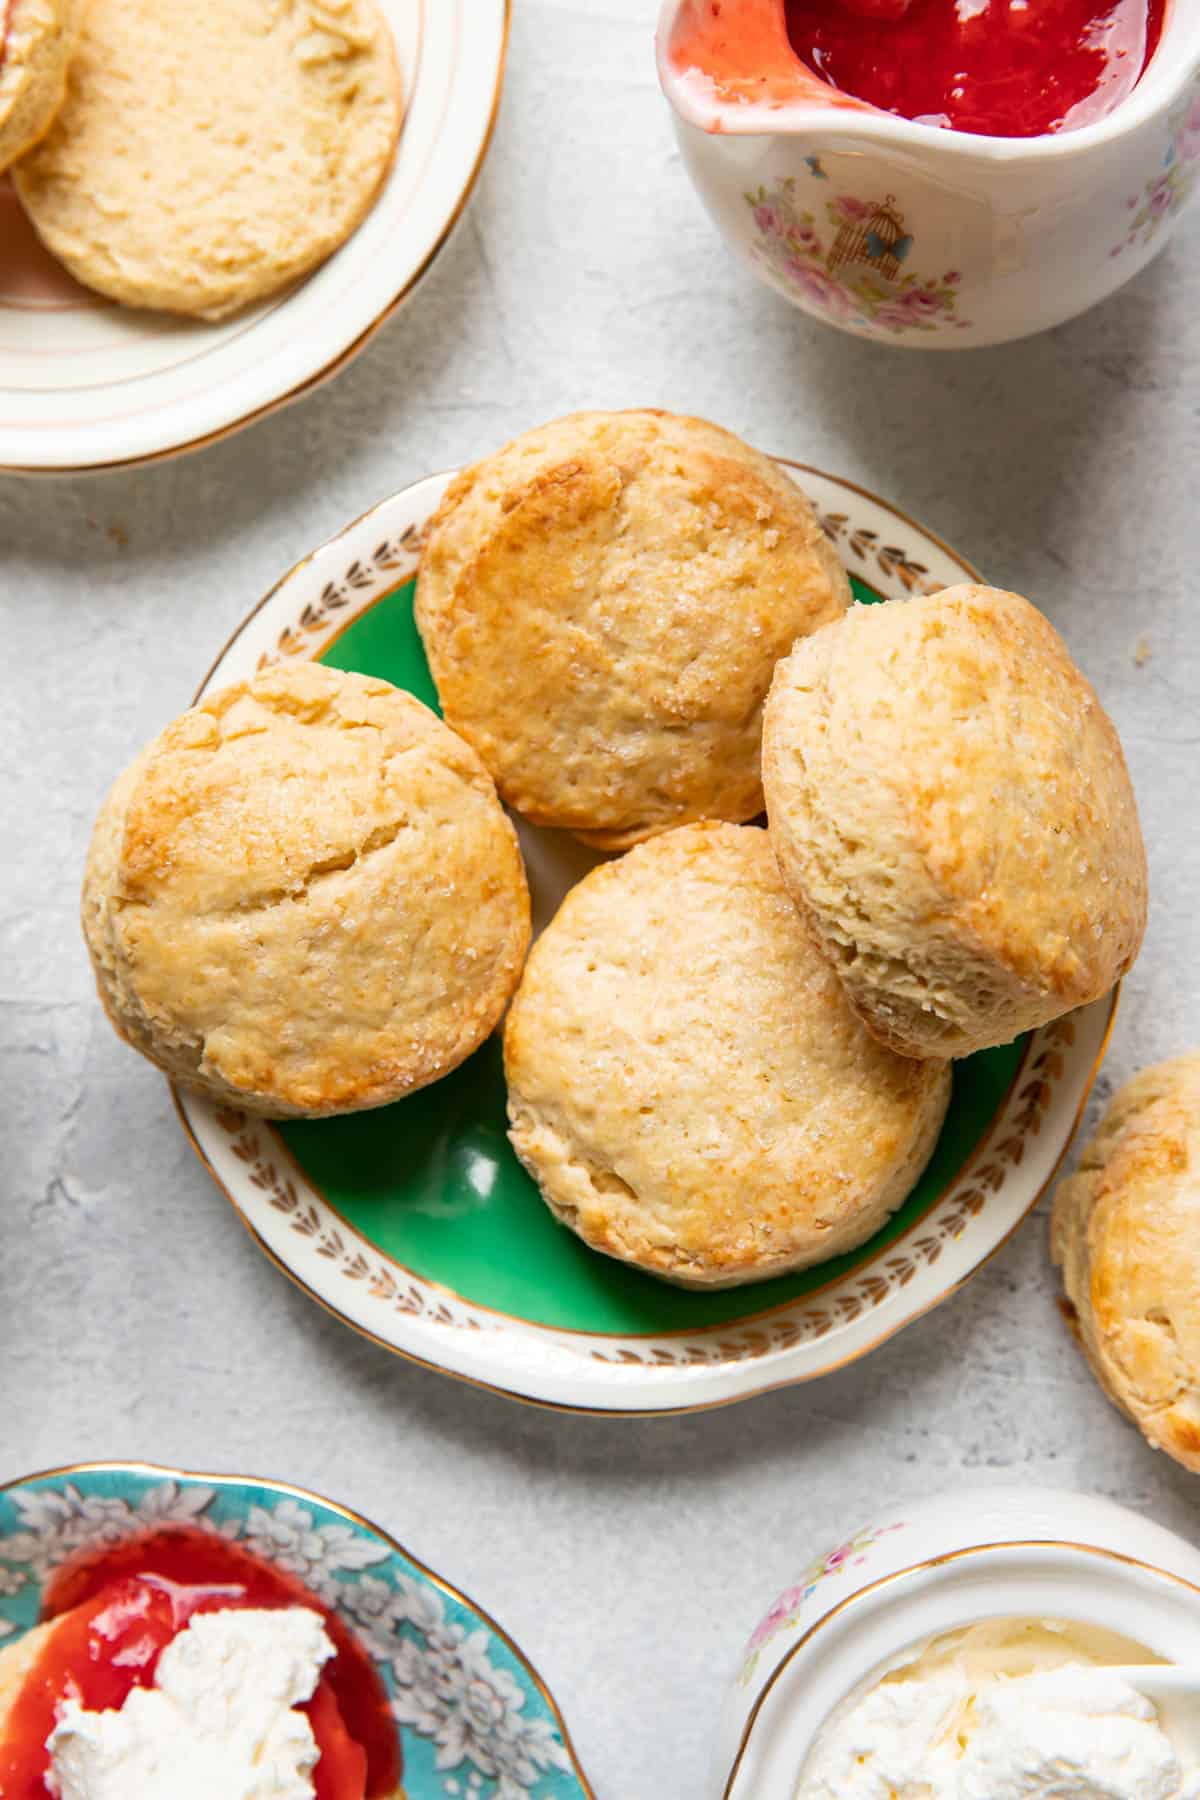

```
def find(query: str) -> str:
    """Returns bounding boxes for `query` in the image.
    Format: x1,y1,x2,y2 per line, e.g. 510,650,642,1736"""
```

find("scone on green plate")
82,662,531,1118
763,585,1147,1061
416,409,852,850
504,821,951,1288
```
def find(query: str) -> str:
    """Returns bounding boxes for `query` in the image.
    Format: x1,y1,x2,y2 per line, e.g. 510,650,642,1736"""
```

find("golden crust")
504,821,950,1288
415,410,852,849
1051,1054,1200,1473
0,0,82,173
762,585,1147,1060
13,0,402,318
82,662,531,1118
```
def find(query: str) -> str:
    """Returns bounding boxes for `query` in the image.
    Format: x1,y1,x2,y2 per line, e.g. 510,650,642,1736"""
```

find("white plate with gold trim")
0,1,509,471
174,462,1116,1416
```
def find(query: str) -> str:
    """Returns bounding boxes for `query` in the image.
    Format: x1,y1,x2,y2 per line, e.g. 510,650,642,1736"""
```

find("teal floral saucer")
0,1462,592,1800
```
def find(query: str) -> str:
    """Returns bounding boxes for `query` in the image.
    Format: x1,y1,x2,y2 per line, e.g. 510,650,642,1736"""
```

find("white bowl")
658,0,1200,348
713,1487,1200,1796
0,0,509,470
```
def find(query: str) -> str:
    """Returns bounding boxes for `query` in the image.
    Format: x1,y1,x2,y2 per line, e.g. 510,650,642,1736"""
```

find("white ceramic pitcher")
658,0,1200,346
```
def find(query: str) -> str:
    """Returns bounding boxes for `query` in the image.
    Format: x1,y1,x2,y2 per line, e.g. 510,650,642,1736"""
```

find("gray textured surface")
3,3,1200,1795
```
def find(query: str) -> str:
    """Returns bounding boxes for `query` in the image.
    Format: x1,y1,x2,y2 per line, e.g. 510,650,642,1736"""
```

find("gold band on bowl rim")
0,1457,596,1799
720,1534,1200,1798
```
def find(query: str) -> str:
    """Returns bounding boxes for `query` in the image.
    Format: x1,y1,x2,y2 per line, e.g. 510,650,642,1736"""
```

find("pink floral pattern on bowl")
739,1522,907,1686
745,181,970,336
1113,85,1200,256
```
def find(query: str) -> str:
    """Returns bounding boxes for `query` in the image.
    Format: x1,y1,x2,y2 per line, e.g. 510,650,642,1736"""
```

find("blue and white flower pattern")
0,1470,585,1800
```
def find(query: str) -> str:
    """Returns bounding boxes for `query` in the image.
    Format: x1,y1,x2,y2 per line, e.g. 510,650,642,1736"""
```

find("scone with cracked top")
0,0,83,172
504,821,951,1288
13,0,402,317
82,663,530,1118
1051,1054,1200,1473
415,409,852,850
762,585,1147,1061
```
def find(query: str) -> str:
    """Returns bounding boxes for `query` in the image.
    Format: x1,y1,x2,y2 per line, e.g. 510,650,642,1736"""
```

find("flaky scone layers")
763,585,1147,1061
504,822,951,1288
1052,1054,1200,1474
0,0,83,173
82,663,530,1119
415,409,852,850
14,0,402,317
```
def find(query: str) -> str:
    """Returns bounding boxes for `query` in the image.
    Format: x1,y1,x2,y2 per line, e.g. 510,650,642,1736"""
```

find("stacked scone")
1,0,403,317
84,408,1148,1293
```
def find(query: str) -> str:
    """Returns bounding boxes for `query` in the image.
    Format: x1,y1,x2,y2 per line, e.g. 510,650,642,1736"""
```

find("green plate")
177,467,1109,1412
292,572,1022,1336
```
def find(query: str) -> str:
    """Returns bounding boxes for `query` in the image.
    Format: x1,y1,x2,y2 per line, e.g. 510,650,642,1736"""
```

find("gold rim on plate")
0,2,512,477
721,1535,1200,1797
169,462,1113,1415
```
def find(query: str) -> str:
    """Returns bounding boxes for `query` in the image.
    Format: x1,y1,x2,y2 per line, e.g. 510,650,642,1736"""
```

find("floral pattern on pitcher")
738,1521,908,1685
1114,86,1200,255
745,181,970,335
0,1474,580,1800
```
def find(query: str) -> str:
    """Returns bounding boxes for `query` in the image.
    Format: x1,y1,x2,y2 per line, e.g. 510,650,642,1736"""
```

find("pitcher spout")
657,0,878,136
659,0,1200,150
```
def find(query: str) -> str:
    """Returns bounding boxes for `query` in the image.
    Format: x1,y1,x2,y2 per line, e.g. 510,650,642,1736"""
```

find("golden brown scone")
415,410,852,850
504,822,951,1288
762,586,1147,1061
1051,1055,1200,1473
13,0,402,318
82,663,531,1118
0,0,83,173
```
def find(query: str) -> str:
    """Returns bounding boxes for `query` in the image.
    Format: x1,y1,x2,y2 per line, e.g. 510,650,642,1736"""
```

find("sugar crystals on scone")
82,663,530,1118
416,409,852,849
1052,1054,1200,1473
504,821,951,1288
763,584,1147,1060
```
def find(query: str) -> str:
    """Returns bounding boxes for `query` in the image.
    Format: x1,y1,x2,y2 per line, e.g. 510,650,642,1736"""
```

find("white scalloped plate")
174,463,1116,1415
0,1,508,471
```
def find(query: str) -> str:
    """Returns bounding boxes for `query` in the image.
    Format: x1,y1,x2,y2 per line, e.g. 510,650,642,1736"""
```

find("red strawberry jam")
784,0,1167,136
0,1527,401,1799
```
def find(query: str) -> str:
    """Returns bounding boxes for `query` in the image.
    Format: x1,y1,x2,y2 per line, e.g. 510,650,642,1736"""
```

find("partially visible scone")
82,663,530,1118
504,822,951,1287
0,1617,62,1726
415,410,852,850
762,586,1147,1060
1051,1055,1200,1473
13,0,402,317
0,0,83,173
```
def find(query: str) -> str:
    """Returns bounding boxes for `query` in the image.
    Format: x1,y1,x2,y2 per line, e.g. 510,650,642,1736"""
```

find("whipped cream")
798,1619,1200,1800
46,1606,335,1800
